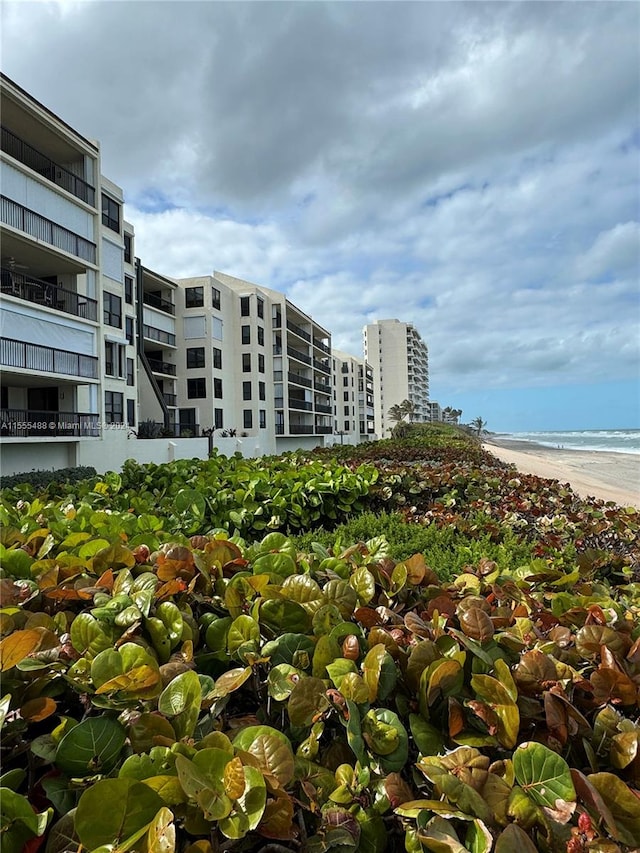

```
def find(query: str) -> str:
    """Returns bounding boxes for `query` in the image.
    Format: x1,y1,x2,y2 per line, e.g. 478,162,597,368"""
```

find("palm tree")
387,404,405,429
400,399,416,422
471,416,487,436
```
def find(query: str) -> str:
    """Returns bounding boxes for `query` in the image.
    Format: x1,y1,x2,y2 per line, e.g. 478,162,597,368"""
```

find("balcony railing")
314,381,331,395
1,337,98,378
1,196,97,264
288,398,313,412
288,371,312,388
143,292,175,315
289,424,314,435
162,393,177,406
315,403,332,414
313,338,331,355
313,358,331,375
1,268,98,321
142,324,176,346
137,422,200,438
315,426,333,434
1,408,99,438
287,346,311,365
1,126,96,206
147,358,176,376
286,320,311,342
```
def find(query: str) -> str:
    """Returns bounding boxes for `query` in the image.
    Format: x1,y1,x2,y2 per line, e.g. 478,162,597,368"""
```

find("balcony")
147,358,176,376
1,408,99,438
287,346,311,365
143,292,175,315
314,380,331,395
315,425,333,434
287,371,312,388
1,196,96,264
286,320,311,343
1,268,98,321
313,338,330,355
288,398,313,412
1,337,98,379
289,425,314,435
142,324,176,347
315,403,332,414
313,358,331,375
1,126,95,206
162,393,177,407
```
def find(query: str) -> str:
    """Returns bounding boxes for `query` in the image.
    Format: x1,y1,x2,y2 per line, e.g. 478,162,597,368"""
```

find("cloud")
1,0,638,428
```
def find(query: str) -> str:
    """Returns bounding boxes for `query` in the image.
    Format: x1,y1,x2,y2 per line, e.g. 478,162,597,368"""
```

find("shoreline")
482,438,640,509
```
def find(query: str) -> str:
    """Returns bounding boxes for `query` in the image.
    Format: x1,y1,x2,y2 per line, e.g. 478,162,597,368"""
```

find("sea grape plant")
1,515,639,852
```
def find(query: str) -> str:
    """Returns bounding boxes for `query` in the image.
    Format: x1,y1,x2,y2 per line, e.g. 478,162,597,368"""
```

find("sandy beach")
482,439,640,509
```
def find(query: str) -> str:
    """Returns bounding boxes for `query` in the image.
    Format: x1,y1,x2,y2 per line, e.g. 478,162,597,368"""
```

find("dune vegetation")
1,425,639,852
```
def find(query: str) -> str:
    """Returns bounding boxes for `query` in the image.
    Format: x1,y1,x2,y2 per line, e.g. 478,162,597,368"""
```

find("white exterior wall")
364,319,429,436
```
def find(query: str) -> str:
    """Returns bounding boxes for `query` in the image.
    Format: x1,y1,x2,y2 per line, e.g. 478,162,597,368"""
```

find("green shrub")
0,465,97,492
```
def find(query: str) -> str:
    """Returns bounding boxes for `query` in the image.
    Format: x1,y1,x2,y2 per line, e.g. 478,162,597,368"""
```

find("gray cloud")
1,0,638,422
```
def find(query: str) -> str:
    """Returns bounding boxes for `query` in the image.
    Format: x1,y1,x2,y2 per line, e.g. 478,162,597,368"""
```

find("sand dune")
482,439,640,509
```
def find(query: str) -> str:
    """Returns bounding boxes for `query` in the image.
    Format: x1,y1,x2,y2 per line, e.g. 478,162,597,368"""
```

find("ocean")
497,429,640,455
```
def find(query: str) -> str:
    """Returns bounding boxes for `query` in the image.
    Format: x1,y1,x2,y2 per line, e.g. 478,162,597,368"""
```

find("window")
211,317,223,340
344,420,350,432
343,377,349,387
240,296,250,317
212,287,221,310
343,391,349,402
212,347,222,369
258,381,265,401
103,292,122,327
241,325,251,345
124,275,133,304
105,342,125,377
187,347,205,369
259,409,266,429
126,316,134,345
126,357,135,386
257,326,264,346
105,391,123,423
214,408,223,429
242,353,251,372
124,234,132,264
184,316,206,339
214,378,223,398
257,297,264,319
187,378,206,398
185,286,204,308
344,406,350,415
127,398,136,426
243,409,253,429
258,353,265,373
102,193,120,232
243,381,252,400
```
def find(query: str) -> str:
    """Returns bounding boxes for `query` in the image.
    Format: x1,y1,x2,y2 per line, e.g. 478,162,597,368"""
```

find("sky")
1,0,639,432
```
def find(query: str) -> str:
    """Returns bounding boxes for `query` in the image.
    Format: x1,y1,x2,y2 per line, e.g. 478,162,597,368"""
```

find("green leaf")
233,725,295,788
513,741,576,812
495,824,539,853
288,676,331,728
158,669,202,739
588,772,640,846
0,788,49,853
75,778,164,851
55,716,126,777
218,765,267,839
362,644,396,702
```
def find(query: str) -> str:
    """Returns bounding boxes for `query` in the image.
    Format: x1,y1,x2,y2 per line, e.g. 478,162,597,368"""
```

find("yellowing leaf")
0,628,57,671
95,664,160,694
223,756,245,800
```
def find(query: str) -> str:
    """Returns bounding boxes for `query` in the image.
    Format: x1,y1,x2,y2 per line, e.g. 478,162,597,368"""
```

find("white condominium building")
174,271,334,454
332,349,376,442
0,74,137,475
363,319,429,437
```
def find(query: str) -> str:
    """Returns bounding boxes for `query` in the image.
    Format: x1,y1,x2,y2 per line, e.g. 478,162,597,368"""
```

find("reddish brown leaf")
459,607,495,643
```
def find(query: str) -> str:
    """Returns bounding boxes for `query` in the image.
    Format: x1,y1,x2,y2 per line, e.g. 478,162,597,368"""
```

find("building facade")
174,271,335,454
363,319,430,437
332,349,376,443
0,74,135,475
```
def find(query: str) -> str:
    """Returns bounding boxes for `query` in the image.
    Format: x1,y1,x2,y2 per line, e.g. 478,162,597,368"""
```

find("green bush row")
0,465,97,492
